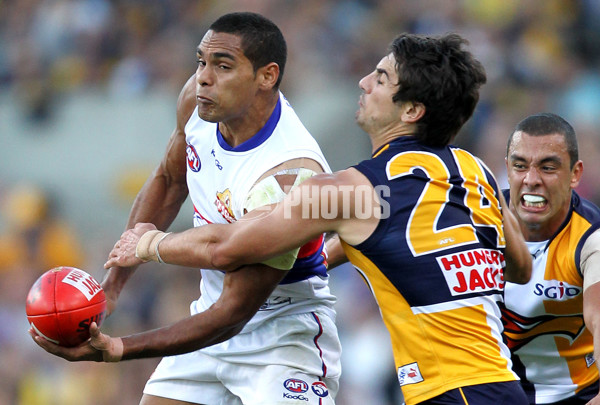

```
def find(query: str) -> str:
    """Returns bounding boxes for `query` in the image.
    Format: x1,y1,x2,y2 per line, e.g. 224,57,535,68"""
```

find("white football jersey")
184,92,335,333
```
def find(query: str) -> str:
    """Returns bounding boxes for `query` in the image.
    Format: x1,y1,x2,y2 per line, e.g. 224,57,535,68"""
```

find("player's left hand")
104,223,158,269
29,322,123,363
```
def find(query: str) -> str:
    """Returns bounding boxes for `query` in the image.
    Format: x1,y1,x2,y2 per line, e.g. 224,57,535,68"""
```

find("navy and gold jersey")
341,136,518,405
503,191,600,404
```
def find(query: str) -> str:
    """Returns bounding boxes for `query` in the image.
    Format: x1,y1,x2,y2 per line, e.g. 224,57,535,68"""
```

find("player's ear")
401,101,425,123
570,160,584,189
258,62,280,90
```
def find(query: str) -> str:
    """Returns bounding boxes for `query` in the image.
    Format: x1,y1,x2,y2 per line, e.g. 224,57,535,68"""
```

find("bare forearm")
121,264,286,360
104,171,188,293
156,225,244,270
156,218,318,271
120,308,243,360
502,195,532,284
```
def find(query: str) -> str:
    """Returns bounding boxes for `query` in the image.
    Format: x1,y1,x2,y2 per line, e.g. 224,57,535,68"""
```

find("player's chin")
516,206,547,225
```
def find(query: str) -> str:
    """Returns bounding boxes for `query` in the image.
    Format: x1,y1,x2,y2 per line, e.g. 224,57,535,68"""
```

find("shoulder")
573,191,600,223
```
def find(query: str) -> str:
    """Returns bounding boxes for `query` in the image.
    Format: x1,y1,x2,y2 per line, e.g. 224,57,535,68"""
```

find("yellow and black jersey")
341,136,518,405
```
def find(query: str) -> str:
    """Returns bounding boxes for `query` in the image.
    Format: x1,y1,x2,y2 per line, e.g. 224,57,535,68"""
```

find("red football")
26,266,107,347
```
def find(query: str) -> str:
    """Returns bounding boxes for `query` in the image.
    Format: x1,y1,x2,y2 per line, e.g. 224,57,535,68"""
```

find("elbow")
209,244,243,272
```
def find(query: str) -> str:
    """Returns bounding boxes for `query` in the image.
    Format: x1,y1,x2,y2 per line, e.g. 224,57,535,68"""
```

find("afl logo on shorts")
311,381,329,397
284,378,308,393
186,144,201,172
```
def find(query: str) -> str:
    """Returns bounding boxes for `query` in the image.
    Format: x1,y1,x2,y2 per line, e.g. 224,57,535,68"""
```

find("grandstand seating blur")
2,1,600,403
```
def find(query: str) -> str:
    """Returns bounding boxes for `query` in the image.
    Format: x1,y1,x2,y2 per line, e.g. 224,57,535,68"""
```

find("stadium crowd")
2,0,600,404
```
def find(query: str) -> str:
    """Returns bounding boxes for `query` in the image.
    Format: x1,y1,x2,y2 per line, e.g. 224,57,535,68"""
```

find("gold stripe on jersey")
544,211,587,314
372,143,390,158
342,241,517,405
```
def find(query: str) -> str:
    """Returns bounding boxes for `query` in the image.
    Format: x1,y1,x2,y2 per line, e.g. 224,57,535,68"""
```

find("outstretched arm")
101,75,194,313
30,263,287,361
104,169,379,271
105,175,336,271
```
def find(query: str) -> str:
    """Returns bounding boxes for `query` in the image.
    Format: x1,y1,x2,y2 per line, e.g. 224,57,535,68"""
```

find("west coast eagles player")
502,113,600,405
103,34,533,404
31,12,341,405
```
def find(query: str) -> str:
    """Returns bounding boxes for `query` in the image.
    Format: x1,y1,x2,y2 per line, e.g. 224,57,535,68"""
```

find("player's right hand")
29,322,122,363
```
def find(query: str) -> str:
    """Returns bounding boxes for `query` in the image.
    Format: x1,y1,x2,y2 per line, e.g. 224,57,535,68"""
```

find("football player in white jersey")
30,11,341,405
501,113,600,405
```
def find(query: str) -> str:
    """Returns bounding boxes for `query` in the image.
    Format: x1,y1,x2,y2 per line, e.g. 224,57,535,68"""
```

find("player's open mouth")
522,194,546,208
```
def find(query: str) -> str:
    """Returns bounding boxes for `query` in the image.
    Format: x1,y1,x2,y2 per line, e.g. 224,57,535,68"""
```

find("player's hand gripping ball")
26,266,107,347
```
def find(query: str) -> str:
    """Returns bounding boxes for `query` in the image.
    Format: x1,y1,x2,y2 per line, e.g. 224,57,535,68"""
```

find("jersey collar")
216,97,282,152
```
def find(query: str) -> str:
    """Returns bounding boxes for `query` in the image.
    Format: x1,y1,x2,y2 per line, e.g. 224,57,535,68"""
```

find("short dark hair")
390,33,486,147
507,113,579,168
209,12,287,89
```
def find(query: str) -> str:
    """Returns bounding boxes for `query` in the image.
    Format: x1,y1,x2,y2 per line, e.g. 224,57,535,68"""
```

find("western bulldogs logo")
186,144,201,172
215,188,236,223
284,378,308,393
311,381,329,397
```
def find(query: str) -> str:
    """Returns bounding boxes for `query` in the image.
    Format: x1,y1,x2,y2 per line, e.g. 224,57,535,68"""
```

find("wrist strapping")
135,230,172,263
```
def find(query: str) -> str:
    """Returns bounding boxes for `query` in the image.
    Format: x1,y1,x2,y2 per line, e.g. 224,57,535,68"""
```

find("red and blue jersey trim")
280,234,328,284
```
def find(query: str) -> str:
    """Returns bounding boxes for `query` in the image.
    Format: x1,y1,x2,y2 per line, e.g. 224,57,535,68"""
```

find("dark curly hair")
390,33,487,147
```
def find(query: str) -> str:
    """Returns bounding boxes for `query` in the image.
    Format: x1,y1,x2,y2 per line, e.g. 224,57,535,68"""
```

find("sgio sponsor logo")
534,280,581,301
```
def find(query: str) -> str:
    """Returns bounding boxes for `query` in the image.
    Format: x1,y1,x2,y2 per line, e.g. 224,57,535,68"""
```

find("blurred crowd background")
2,0,600,404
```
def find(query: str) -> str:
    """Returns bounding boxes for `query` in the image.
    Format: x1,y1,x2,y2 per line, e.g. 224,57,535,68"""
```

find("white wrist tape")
135,230,171,263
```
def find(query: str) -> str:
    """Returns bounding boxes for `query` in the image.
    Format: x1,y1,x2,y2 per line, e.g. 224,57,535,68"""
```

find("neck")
520,209,570,243
219,91,279,148
369,127,416,154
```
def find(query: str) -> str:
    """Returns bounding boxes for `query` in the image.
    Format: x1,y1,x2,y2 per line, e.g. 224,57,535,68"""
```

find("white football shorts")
143,311,341,405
